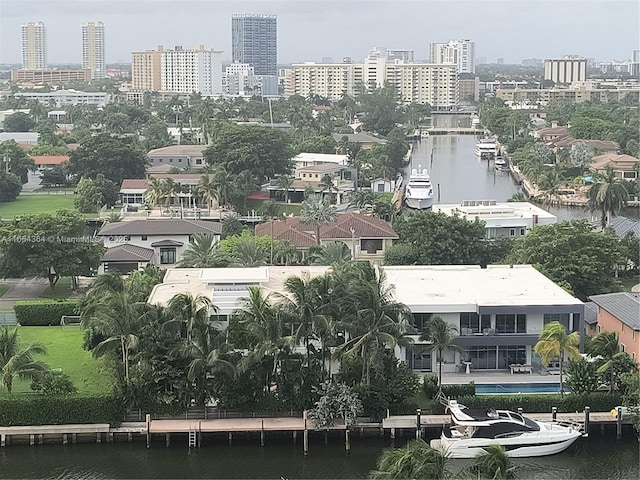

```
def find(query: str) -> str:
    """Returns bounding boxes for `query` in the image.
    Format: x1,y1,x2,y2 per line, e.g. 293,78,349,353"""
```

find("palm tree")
213,167,234,208
0,326,48,394
587,165,629,229
370,439,449,480
145,177,167,208
235,287,295,390
197,174,219,212
300,194,337,246
534,321,581,395
336,265,410,384
167,292,213,342
81,292,146,380
179,233,228,268
468,444,518,479
276,175,294,204
259,200,282,265
231,238,269,267
420,316,464,390
309,241,352,265
590,331,626,393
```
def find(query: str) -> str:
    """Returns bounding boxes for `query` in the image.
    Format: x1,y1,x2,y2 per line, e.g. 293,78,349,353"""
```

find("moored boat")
430,400,584,459
475,138,498,159
404,166,434,209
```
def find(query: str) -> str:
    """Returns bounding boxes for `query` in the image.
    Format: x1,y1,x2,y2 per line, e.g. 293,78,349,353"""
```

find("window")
620,344,626,353
460,313,491,334
361,238,383,254
141,235,148,241
498,345,527,369
520,228,526,236
160,247,176,264
509,229,516,237
412,313,433,333
544,313,570,331
377,183,385,192
496,314,526,334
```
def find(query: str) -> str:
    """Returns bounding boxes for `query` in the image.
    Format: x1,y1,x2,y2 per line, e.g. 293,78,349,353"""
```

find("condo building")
82,21,106,79
231,14,277,76
21,21,47,69
132,46,163,91
161,45,223,95
430,39,476,74
544,58,587,84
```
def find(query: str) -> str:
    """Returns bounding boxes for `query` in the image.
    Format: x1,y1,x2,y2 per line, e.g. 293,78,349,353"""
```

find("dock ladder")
188,424,198,448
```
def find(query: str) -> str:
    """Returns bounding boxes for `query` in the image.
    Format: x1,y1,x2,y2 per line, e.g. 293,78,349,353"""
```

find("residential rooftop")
97,219,222,236
588,292,640,330
147,145,207,156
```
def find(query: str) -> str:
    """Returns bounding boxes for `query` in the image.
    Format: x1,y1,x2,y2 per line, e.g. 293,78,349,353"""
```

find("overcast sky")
1,0,638,65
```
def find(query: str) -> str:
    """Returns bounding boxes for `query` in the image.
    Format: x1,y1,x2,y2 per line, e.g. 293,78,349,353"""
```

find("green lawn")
39,276,73,299
0,194,79,218
0,283,8,298
3,326,112,396
619,276,639,292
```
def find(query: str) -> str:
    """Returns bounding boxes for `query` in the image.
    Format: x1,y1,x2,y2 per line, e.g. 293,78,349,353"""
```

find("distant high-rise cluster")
82,21,106,79
21,21,47,69
429,39,475,74
231,14,277,76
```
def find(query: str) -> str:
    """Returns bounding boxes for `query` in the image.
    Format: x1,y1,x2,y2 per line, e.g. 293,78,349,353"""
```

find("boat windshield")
408,184,431,188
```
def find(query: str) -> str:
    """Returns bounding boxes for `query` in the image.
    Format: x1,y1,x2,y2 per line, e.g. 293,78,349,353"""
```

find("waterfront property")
146,145,207,170
590,153,640,180
588,292,640,361
433,201,557,239
148,264,584,373
96,219,222,274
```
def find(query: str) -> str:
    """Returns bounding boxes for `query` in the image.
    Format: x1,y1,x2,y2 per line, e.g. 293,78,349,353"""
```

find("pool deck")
436,370,568,385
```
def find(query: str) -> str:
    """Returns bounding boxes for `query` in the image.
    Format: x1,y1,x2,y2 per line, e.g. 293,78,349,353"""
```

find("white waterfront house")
147,264,584,373
433,201,557,239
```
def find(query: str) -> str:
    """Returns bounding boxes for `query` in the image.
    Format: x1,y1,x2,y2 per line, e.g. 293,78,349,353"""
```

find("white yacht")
475,138,498,159
404,166,434,209
430,400,584,459
494,155,508,171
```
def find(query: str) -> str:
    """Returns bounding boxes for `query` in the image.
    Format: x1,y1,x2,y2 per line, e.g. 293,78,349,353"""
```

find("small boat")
475,138,498,159
430,400,584,459
404,166,434,209
494,156,508,171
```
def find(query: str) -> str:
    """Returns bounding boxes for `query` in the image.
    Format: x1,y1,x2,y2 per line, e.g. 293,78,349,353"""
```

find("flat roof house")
148,264,584,373
96,219,222,274
147,145,207,170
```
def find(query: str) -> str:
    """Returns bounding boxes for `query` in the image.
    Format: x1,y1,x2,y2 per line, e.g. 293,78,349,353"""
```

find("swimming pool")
475,382,568,395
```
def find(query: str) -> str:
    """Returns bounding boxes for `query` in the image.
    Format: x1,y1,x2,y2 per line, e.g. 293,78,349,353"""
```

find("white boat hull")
405,196,433,209
430,430,581,459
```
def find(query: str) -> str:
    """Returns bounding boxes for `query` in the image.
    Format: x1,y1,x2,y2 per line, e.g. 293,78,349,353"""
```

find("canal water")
0,433,637,479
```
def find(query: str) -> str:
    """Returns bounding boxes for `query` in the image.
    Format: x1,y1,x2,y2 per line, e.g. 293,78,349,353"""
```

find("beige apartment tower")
544,59,587,84
131,46,163,91
82,22,106,79
21,21,47,69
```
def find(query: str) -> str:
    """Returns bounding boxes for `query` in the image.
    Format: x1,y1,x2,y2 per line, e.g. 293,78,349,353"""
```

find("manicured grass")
0,193,79,218
39,276,73,299
619,276,639,292
2,326,111,396
0,283,9,298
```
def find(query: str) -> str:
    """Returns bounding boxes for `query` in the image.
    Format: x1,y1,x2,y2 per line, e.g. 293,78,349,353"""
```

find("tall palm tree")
276,175,294,204
420,316,464,390
197,174,219,212
145,177,167,208
534,321,581,395
167,292,214,342
0,326,48,394
469,444,518,479
309,241,352,265
81,292,146,380
587,165,629,229
590,331,626,393
235,287,295,390
213,167,234,208
370,439,449,480
179,233,228,268
259,200,282,265
231,238,269,267
300,194,337,246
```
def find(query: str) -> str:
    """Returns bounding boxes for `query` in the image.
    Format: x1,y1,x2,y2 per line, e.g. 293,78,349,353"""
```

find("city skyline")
1,0,638,66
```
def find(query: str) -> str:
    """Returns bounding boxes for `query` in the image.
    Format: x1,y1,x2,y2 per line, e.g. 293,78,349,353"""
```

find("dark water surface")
0,433,638,479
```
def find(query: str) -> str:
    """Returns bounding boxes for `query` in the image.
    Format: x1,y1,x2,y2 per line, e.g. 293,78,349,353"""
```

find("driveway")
0,277,49,309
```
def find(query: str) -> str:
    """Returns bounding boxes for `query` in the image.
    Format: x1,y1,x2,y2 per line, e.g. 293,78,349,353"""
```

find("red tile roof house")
255,212,398,263
31,155,70,171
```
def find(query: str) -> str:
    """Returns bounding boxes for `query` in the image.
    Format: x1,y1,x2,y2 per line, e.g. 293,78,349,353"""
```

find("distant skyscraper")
82,22,106,79
231,14,277,76
429,39,475,73
132,45,163,91
161,45,222,94
21,21,47,69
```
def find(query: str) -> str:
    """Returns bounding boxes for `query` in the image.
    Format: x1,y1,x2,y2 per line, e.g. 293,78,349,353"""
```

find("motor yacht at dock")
475,138,499,159
404,166,434,209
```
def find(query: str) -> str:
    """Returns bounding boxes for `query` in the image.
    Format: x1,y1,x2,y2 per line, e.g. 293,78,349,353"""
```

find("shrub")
14,300,79,326
0,396,123,426
422,374,439,398
30,370,77,396
442,382,475,398
451,392,622,413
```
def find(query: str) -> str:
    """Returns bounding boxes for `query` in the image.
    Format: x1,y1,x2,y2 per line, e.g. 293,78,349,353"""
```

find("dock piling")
584,407,590,437
63,434,68,445
416,409,422,440
345,428,350,453
616,407,623,439
261,420,265,447
552,407,557,422
165,433,170,447
30,434,35,446
517,408,523,415
96,432,101,444
228,432,232,445
146,414,151,449
1,433,6,447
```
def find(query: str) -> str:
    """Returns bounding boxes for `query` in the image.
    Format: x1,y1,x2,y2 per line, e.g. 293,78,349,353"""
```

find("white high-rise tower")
82,21,106,79
21,21,47,69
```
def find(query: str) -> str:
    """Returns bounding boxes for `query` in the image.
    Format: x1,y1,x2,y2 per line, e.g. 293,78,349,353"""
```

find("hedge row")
430,392,623,414
0,396,124,427
14,300,79,326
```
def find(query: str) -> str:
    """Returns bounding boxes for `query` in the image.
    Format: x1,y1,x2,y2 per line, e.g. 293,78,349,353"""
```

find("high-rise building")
370,47,415,63
429,39,475,74
132,45,164,91
161,45,222,94
231,14,277,76
21,21,47,69
82,22,106,79
544,58,587,84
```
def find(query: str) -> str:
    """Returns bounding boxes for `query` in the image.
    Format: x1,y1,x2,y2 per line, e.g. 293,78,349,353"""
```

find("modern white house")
433,201,557,239
147,264,584,373
96,219,222,274
291,153,349,169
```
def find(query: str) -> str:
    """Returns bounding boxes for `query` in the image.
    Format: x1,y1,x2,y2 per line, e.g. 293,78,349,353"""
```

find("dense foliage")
14,300,79,326
0,396,123,426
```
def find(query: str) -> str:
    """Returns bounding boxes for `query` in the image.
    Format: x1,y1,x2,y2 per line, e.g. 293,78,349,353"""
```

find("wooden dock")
426,127,480,135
